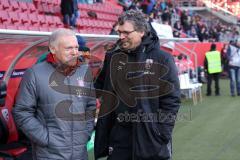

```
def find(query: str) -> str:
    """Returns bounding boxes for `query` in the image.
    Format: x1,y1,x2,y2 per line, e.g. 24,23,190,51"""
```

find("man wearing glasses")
94,10,180,160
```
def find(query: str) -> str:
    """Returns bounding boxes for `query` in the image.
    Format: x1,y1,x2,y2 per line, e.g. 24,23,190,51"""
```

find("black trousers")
207,73,220,95
107,147,132,160
107,123,133,160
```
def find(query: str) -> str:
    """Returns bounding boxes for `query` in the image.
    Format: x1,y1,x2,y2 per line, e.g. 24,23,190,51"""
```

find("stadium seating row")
0,0,121,34
0,0,37,13
0,11,63,27
80,10,118,22
78,3,122,15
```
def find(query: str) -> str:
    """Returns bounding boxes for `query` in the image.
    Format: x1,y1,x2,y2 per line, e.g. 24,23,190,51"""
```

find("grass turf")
173,79,240,160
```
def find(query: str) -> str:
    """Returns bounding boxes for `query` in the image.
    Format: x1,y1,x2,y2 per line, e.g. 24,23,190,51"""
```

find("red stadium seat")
80,19,92,28
6,25,18,30
88,19,96,28
45,0,53,5
53,16,64,27
52,5,61,15
36,3,44,13
8,12,20,25
40,0,48,5
95,21,104,29
17,25,28,31
78,4,89,11
1,0,10,11
48,27,57,32
33,0,42,5
18,13,30,26
0,24,6,29
47,4,55,14
0,11,11,25
38,15,48,27
18,2,28,13
37,3,54,14
52,0,61,6
45,15,55,27
9,1,19,12
28,13,39,26
80,10,88,18
28,26,39,31
27,3,37,13
39,27,49,32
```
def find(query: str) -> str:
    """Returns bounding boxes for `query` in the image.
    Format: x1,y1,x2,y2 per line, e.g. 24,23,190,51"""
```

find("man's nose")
119,34,127,40
71,48,79,56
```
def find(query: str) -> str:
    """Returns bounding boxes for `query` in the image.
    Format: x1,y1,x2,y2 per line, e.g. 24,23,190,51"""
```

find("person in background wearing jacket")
227,38,240,97
204,43,222,96
13,28,96,160
94,10,180,160
61,0,78,28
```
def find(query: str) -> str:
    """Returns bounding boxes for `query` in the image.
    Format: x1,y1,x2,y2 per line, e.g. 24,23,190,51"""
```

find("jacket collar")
46,53,81,76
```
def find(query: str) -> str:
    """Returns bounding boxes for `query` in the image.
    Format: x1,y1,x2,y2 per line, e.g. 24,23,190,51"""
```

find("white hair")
49,28,76,48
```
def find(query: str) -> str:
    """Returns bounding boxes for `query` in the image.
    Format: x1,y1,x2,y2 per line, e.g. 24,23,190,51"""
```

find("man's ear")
140,31,145,38
49,45,56,54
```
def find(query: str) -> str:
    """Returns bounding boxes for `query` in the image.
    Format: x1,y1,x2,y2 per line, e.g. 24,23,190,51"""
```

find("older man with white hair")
13,28,96,160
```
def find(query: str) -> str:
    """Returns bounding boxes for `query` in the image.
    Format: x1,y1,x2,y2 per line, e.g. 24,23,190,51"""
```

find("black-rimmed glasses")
117,30,135,36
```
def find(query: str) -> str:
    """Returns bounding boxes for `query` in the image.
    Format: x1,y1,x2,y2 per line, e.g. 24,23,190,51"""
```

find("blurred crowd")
117,0,239,42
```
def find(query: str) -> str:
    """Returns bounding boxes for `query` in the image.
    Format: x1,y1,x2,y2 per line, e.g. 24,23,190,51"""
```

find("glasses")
117,30,135,36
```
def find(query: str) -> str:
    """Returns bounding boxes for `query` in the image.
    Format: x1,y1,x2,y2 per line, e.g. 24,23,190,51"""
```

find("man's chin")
120,42,130,50
65,59,78,66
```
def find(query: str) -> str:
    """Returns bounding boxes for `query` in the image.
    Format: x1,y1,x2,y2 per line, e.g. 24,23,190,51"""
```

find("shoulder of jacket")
157,49,173,59
31,61,50,71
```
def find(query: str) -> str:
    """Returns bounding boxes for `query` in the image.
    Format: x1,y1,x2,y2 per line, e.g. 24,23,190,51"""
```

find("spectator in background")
146,0,156,15
160,1,167,11
140,0,152,14
209,27,219,42
198,26,209,42
189,26,198,38
161,8,171,25
128,0,141,10
61,0,78,28
220,43,229,77
180,10,189,33
61,0,74,28
227,38,240,97
118,0,132,11
173,21,182,37
204,43,222,96
71,0,80,28
151,13,175,51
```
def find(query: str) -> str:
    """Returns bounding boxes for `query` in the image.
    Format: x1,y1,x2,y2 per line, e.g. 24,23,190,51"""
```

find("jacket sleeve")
85,68,96,138
94,113,116,159
86,93,96,139
158,53,181,142
226,45,232,61
204,56,208,72
94,53,116,159
94,52,111,90
12,68,48,147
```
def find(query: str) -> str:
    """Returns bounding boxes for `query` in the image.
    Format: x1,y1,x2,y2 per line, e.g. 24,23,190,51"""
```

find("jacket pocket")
48,130,72,147
135,122,171,160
